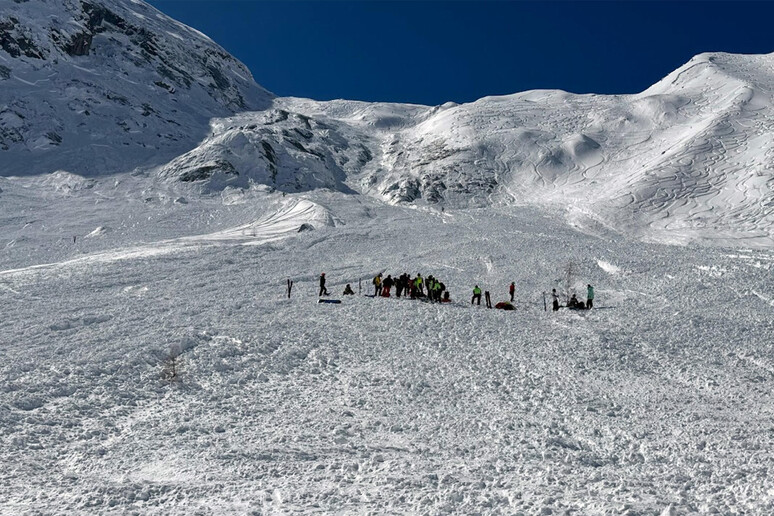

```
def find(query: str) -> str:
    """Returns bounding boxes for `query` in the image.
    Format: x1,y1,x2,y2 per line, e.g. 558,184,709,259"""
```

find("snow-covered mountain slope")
0,0,272,176
2,0,770,246
157,52,774,247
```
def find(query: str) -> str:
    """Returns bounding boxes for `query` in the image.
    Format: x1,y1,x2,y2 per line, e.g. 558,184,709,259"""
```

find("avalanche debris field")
1,188,773,515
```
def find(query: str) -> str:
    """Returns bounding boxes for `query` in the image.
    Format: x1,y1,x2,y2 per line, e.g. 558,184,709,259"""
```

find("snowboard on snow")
318,299,342,304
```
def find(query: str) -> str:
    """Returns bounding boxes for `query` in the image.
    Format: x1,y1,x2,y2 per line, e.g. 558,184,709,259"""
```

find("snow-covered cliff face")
0,0,272,176
163,53,773,245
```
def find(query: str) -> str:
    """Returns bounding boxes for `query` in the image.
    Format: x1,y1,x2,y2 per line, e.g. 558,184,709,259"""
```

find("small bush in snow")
161,343,183,383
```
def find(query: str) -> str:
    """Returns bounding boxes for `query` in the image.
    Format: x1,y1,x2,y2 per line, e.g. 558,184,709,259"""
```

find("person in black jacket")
382,274,394,296
319,273,329,296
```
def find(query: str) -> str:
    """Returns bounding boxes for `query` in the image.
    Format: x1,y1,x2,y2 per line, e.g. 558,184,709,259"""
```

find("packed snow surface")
1,177,773,515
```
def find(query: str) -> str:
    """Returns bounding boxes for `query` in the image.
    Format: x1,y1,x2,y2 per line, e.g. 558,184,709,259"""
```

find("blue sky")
146,1,774,105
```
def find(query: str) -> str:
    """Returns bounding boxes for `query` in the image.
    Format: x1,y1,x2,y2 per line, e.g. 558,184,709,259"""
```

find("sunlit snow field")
1,177,773,515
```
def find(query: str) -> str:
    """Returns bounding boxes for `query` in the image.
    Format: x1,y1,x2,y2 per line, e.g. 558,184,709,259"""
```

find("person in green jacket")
432,280,442,302
414,274,424,296
586,284,595,309
471,285,482,305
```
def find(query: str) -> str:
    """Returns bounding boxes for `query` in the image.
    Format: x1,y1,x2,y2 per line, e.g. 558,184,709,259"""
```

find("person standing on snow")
319,273,329,297
430,279,441,302
551,288,560,311
509,282,515,303
434,280,443,302
586,284,595,309
472,285,482,305
383,275,394,297
373,273,382,297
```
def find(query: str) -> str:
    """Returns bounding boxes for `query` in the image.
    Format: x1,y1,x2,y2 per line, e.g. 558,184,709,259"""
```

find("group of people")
550,284,594,311
321,273,596,312
371,273,451,302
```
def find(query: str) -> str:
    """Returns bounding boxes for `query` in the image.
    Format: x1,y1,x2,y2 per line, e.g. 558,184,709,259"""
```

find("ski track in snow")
1,188,773,515
0,198,332,280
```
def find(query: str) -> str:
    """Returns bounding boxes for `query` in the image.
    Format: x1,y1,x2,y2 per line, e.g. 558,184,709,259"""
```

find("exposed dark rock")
82,2,127,32
265,110,289,125
0,65,10,79
159,62,194,89
261,140,278,182
0,18,44,59
296,113,313,130
383,178,422,202
154,81,175,93
178,161,237,182
285,138,325,160
358,144,373,164
206,64,230,90
422,174,447,203
286,138,309,153
293,127,313,140
61,3,127,56
416,141,462,166
261,141,277,165
65,31,93,56
106,93,129,106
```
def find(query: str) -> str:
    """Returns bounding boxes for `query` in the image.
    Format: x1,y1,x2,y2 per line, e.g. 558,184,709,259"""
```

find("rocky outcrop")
0,17,44,59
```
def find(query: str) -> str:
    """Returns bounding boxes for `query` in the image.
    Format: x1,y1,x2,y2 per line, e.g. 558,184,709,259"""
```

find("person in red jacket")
509,282,515,302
